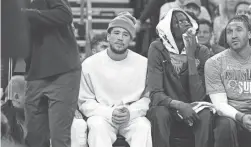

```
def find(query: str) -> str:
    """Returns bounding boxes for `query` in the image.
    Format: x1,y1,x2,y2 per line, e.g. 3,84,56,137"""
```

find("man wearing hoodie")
21,0,81,147
79,12,152,147
147,8,213,147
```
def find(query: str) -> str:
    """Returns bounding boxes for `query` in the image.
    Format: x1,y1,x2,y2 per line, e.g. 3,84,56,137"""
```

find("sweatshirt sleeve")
139,0,166,22
26,0,72,27
78,63,115,122
189,45,211,102
127,89,150,121
147,41,173,107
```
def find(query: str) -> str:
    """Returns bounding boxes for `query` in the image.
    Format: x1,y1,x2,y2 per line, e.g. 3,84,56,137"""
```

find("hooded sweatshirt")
147,8,211,107
78,50,150,123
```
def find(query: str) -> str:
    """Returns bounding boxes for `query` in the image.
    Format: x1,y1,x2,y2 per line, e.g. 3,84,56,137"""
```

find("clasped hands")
112,104,130,125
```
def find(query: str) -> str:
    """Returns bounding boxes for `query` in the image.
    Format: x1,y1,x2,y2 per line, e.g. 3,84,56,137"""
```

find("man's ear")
14,93,19,100
107,33,110,42
248,31,251,39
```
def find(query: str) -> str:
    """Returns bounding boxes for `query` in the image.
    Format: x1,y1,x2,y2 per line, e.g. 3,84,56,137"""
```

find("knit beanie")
107,12,136,39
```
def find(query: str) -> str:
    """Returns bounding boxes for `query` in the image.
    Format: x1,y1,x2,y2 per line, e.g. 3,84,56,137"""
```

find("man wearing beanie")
78,12,152,147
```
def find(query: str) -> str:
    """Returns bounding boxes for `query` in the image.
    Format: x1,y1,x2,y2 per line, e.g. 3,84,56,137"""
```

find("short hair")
226,15,251,31
235,1,250,13
198,19,213,32
90,32,108,49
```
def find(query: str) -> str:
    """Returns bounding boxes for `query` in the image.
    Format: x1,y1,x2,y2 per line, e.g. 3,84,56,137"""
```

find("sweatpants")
71,118,87,147
87,116,152,147
147,106,213,147
214,116,251,147
24,69,81,147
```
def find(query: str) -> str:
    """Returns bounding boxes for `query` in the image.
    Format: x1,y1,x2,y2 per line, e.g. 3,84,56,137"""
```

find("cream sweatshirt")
78,50,150,123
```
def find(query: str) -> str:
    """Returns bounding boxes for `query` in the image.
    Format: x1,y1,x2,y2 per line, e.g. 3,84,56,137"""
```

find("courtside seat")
79,109,129,147
114,123,195,147
113,135,129,147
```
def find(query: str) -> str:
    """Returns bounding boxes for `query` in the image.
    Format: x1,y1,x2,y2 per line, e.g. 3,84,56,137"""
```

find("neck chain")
231,50,251,64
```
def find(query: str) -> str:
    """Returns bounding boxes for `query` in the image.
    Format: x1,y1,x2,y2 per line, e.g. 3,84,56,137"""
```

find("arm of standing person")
127,89,150,121
136,0,167,32
78,63,115,122
139,0,167,23
22,0,72,27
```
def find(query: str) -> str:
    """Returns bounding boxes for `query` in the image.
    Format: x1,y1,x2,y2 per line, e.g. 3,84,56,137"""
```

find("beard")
110,44,128,54
229,40,248,53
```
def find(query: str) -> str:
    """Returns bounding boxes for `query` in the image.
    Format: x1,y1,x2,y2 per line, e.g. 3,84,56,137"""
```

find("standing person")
135,0,174,38
21,0,81,147
79,12,152,147
205,15,251,147
147,8,213,147
1,0,30,95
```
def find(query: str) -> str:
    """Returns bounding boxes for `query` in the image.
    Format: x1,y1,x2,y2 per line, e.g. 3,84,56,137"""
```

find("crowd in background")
2,0,251,147
75,0,251,61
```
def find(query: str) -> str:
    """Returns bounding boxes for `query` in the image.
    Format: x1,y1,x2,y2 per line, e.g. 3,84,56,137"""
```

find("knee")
72,118,87,130
71,118,87,144
87,116,108,131
148,106,172,123
198,109,213,123
133,117,151,132
215,116,236,134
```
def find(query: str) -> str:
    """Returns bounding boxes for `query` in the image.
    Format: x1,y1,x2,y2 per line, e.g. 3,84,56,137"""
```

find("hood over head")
156,8,198,54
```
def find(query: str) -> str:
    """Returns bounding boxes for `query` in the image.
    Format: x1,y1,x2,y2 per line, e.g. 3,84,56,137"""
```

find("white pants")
71,118,88,147
87,116,152,147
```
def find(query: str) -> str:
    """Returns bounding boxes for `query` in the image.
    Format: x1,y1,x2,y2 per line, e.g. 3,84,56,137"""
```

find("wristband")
241,114,246,123
235,112,245,123
167,99,173,108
